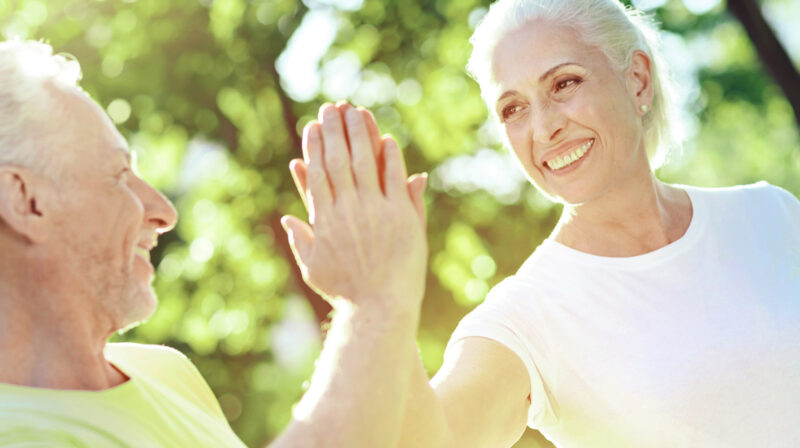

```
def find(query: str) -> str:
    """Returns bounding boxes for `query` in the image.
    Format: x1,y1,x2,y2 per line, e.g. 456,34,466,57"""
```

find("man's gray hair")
0,40,83,177
468,0,685,170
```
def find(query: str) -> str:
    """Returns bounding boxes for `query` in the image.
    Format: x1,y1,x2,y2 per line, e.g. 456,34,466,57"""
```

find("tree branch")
727,0,800,130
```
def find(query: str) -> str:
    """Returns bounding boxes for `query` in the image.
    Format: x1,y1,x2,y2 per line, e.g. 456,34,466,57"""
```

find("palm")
283,103,428,307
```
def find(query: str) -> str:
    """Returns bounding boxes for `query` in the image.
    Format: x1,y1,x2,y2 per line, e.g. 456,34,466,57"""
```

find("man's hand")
281,103,428,311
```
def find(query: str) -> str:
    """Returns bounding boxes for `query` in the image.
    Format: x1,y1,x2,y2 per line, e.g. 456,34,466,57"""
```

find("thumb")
406,173,428,226
281,215,314,273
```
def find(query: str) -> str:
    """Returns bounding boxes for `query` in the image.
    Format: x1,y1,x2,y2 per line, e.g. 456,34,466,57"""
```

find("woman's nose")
530,103,566,145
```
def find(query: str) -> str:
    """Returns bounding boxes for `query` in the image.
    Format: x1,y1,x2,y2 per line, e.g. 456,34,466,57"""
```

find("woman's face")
490,20,652,205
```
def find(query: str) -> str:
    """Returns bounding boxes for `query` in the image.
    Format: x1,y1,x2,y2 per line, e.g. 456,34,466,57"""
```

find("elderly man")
0,40,429,447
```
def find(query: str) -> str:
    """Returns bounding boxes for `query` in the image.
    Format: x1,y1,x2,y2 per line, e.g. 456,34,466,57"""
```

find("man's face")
47,86,177,332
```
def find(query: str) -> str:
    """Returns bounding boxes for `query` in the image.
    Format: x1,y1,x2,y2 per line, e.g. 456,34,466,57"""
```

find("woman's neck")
552,174,693,257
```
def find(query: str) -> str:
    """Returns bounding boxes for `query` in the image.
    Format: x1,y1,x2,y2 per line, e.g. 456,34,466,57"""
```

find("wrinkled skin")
282,103,428,310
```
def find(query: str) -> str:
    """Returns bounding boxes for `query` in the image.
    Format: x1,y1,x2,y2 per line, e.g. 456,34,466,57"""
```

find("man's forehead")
55,85,135,166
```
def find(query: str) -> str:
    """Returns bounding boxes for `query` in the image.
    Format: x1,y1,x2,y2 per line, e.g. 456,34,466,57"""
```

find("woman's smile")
544,138,595,172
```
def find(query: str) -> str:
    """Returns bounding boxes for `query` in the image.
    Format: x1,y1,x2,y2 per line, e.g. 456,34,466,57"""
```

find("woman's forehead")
488,22,607,97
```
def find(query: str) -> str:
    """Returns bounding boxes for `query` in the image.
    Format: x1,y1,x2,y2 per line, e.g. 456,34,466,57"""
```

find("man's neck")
0,283,129,391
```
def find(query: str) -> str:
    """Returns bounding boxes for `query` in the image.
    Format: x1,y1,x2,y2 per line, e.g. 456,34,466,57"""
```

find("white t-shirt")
444,182,800,448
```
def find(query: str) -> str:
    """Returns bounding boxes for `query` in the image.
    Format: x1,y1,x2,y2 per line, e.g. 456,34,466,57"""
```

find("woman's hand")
281,103,428,312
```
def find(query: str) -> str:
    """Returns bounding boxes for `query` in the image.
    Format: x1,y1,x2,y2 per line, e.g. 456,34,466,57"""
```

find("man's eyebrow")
115,147,132,165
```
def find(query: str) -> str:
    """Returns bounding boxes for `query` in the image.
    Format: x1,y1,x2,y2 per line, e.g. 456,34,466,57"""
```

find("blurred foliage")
2,0,798,446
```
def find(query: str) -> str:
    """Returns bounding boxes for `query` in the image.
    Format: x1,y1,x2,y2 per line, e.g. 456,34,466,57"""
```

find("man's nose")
137,178,178,234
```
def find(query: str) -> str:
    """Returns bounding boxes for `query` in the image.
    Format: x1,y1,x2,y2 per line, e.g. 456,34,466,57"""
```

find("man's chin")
115,289,158,334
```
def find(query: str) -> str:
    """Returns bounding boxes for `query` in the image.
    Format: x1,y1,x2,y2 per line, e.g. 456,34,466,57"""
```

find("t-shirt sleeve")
442,279,557,429
769,183,800,227
107,343,228,422
152,345,229,422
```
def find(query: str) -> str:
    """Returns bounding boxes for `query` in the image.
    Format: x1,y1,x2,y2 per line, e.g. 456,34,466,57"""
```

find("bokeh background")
2,0,799,446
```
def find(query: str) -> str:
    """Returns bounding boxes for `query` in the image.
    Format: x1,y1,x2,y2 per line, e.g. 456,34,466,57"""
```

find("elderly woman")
283,0,800,447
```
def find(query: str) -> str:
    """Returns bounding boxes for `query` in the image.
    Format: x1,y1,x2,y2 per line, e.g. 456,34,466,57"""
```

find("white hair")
0,39,82,177
468,0,684,169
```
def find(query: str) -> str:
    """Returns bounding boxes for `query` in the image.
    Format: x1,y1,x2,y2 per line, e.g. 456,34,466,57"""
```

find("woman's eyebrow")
494,62,585,107
496,90,519,105
538,62,583,82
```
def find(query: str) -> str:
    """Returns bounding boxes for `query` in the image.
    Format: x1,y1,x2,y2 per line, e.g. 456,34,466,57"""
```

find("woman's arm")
397,337,531,448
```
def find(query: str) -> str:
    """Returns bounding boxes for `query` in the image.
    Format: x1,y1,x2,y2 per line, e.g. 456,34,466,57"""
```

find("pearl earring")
640,105,649,113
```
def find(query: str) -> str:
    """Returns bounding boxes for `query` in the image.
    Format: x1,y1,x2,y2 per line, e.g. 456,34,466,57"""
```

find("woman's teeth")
547,139,593,170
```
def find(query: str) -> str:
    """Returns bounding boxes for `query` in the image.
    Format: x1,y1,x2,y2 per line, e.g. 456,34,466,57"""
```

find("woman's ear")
627,50,654,112
0,166,54,244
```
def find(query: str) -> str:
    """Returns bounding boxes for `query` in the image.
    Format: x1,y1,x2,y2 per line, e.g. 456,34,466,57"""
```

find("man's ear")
627,50,654,111
0,166,53,244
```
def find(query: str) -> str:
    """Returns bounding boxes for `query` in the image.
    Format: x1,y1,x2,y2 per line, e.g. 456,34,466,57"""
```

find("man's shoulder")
105,342,188,362
105,342,191,372
105,342,203,386
106,343,226,420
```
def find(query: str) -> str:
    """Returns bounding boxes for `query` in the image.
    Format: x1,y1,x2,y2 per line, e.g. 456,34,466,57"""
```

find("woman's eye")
501,104,523,121
555,78,581,92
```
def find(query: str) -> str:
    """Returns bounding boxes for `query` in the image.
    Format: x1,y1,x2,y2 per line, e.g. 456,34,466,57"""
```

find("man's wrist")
332,294,423,323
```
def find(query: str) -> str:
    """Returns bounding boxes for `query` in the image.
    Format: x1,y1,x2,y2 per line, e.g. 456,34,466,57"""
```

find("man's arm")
274,103,427,448
277,103,531,448
269,301,420,448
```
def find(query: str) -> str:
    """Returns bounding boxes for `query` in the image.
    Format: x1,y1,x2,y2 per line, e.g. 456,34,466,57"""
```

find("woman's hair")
0,39,83,177
468,0,683,169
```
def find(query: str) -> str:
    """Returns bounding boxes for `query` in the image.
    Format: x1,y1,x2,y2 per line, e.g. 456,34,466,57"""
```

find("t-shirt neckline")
538,186,707,270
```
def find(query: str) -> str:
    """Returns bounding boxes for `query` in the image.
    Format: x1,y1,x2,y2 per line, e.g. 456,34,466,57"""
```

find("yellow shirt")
0,343,247,447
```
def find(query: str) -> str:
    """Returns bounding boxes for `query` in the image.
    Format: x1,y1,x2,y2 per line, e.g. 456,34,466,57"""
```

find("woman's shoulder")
679,181,794,203
680,181,798,220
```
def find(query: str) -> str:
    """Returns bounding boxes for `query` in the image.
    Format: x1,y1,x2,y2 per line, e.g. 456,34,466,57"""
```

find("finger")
359,108,384,194
319,104,355,196
306,123,333,215
407,173,428,226
345,108,380,194
359,108,381,160
289,159,309,213
382,136,409,200
336,101,355,149
281,215,314,278
301,120,319,165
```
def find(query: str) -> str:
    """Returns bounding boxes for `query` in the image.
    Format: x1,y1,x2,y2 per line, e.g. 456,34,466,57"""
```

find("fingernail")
318,104,333,121
309,126,320,143
345,108,358,125
323,105,337,119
